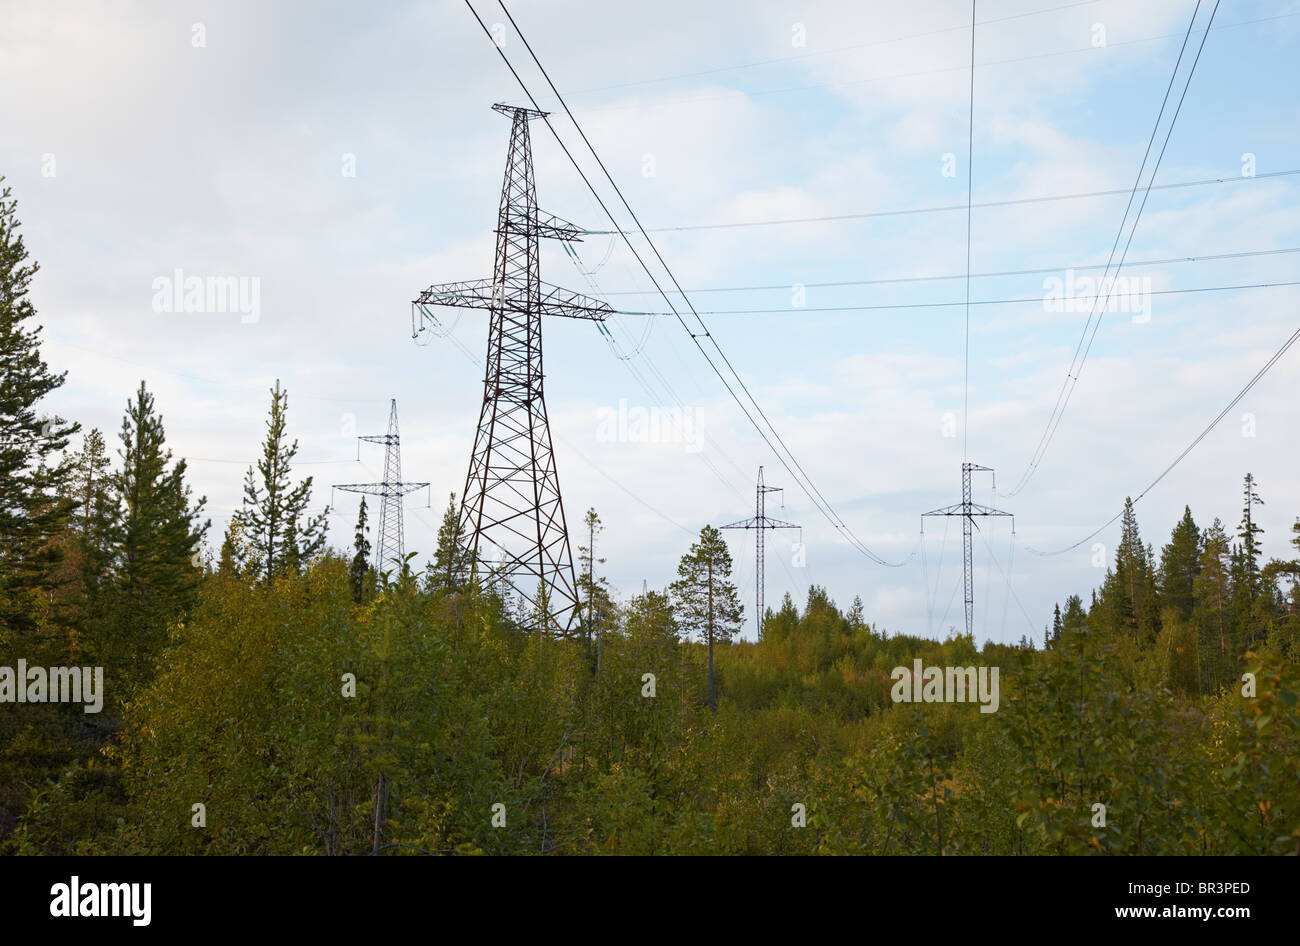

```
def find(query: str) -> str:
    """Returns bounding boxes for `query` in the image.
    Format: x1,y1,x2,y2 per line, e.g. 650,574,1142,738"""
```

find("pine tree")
577,506,613,655
349,497,372,603
1237,473,1265,599
231,380,328,581
0,178,79,634
669,524,743,711
109,380,209,664
1051,603,1063,646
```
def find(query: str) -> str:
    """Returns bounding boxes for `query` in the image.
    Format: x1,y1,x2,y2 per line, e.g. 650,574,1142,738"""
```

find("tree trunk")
371,772,386,856
707,560,715,711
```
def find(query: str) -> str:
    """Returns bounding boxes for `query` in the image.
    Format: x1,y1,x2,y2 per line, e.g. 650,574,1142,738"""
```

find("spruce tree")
428,492,469,594
66,428,115,605
1193,519,1232,690
109,380,209,663
1237,473,1265,599
847,595,866,631
231,380,328,581
1062,594,1086,635
1157,506,1201,621
349,497,371,603
0,178,79,634
1105,497,1158,640
669,524,743,711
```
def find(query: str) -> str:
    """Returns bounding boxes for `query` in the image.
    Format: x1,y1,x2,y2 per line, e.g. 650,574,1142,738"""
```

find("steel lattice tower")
721,466,800,639
922,462,1013,638
335,399,429,572
412,103,612,634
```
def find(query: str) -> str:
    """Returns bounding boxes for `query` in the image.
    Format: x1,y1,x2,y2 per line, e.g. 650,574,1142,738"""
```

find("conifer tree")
1237,473,1265,599
0,178,78,633
1157,506,1201,621
1193,518,1232,689
577,506,613,655
1062,594,1086,635
349,497,371,603
428,492,469,593
66,428,115,605
231,380,328,581
109,380,209,662
847,595,866,631
1106,497,1159,640
670,524,743,711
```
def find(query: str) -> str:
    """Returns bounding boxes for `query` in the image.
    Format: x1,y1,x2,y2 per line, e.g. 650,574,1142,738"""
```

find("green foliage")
348,497,373,604
101,381,209,678
426,492,469,595
229,380,328,582
1,312,1295,856
0,177,78,636
670,524,743,711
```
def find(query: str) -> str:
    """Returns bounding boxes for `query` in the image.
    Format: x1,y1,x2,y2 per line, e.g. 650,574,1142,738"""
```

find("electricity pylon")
335,399,428,573
721,466,801,638
922,462,1013,638
412,103,612,635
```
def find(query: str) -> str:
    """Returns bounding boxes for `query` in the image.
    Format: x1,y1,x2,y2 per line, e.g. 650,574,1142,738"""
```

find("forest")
2,179,1298,856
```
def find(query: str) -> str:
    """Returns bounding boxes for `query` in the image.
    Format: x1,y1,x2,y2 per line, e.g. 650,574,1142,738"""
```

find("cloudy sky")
3,0,1298,643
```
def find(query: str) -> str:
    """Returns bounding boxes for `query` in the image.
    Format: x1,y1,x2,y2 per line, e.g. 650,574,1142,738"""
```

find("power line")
568,0,1104,96
584,169,1300,237
1025,319,1300,557
185,457,356,465
480,0,911,568
421,297,698,537
963,0,976,462
598,245,1300,296
563,240,745,492
975,520,1038,637
612,280,1300,316
562,11,1296,118
1008,0,1221,498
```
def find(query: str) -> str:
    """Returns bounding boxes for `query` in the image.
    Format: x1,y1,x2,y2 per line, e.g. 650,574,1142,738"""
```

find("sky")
2,0,1298,643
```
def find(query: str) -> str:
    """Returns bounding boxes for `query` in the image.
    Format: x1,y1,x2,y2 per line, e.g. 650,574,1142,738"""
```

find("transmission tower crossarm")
492,101,546,120
334,481,429,497
923,502,1011,518
922,502,967,518
720,516,799,530
413,279,613,321
413,277,497,308
528,210,585,242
